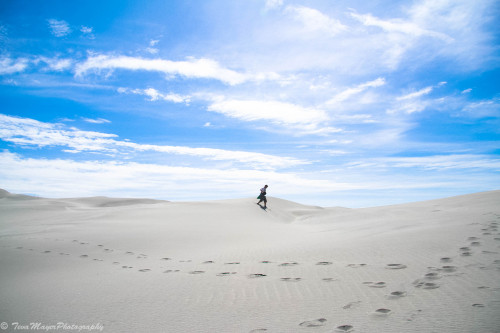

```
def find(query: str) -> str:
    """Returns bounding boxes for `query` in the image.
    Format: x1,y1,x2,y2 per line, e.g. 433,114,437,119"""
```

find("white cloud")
388,85,439,114
462,98,500,118
48,19,72,37
354,155,500,171
0,114,118,153
0,57,29,74
80,26,95,39
75,54,248,85
350,12,453,42
207,99,330,128
396,86,433,101
82,118,111,124
118,87,191,104
37,57,73,71
146,47,159,54
286,5,347,36
461,88,472,94
265,0,283,10
0,114,307,169
326,78,386,105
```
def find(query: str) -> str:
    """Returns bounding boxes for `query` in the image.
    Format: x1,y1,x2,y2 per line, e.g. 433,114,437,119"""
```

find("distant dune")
1,189,499,332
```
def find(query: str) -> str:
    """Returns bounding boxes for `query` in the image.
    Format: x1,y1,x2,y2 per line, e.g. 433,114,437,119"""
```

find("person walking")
257,185,268,208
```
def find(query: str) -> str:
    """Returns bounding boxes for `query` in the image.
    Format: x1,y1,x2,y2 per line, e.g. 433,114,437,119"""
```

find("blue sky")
0,0,499,207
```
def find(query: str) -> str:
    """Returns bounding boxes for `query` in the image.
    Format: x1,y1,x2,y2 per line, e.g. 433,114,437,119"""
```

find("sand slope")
1,189,499,332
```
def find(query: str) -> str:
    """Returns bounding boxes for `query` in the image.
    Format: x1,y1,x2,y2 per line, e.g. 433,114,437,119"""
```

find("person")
257,185,268,208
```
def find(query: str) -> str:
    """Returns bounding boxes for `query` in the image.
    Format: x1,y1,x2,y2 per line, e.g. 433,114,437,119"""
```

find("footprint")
424,272,441,280
161,257,171,261
42,250,51,253
279,262,299,267
122,266,133,269
217,272,237,276
93,258,104,261
15,247,23,249
125,251,134,255
471,241,481,246
316,261,333,265
387,291,407,299
163,270,180,273
260,261,272,264
138,269,151,272
249,329,268,333
441,265,458,273
113,262,120,265
248,274,267,278
467,237,479,241
322,278,338,282
104,249,113,253
342,301,361,309
347,263,367,268
373,308,392,316
80,255,88,258
472,303,485,308
202,260,214,264
59,253,70,256
299,318,327,328
189,271,205,274
281,277,302,282
440,257,453,263
414,280,439,289
386,264,407,269
335,325,354,332
365,282,386,288
225,262,240,265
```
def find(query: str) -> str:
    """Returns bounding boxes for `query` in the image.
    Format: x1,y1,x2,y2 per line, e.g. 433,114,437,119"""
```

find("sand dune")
1,189,499,332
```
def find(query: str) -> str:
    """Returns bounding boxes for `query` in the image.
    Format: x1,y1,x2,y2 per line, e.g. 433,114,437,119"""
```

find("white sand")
1,188,499,332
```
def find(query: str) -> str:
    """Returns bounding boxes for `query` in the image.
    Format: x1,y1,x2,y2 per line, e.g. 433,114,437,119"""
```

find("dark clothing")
257,187,267,204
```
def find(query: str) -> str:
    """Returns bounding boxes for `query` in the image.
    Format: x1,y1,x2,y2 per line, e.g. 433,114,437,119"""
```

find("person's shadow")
257,203,267,210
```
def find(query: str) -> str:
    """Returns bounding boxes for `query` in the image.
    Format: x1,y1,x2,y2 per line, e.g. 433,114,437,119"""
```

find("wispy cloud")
75,54,249,85
48,19,72,37
325,77,386,105
285,5,347,36
0,57,29,74
397,86,433,101
206,98,341,135
82,118,111,124
80,26,95,39
118,87,191,104
350,12,453,42
348,155,500,171
36,57,73,71
0,114,307,169
388,84,439,114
